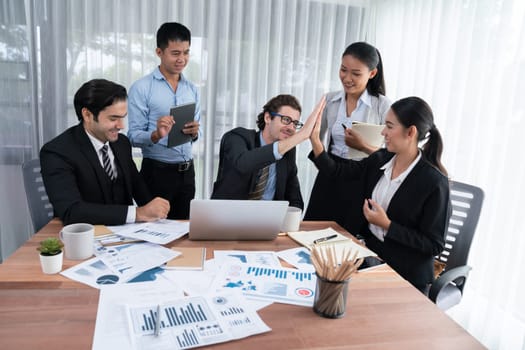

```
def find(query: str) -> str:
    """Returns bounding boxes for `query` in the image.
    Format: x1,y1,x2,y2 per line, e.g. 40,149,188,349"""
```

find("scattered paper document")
163,259,218,296
214,250,281,267
111,220,190,245
162,259,273,311
93,281,270,350
93,280,185,350
277,247,315,271
211,261,316,307
96,242,180,281
126,291,270,349
61,257,172,289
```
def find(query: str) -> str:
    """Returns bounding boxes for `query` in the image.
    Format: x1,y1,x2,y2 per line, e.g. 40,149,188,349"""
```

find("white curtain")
370,0,525,349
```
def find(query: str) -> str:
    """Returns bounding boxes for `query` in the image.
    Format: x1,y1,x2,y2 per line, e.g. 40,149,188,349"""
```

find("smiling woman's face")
339,54,377,98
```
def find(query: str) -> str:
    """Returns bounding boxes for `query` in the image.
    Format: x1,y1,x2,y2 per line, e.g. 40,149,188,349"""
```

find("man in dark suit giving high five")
40,79,169,225
211,94,325,210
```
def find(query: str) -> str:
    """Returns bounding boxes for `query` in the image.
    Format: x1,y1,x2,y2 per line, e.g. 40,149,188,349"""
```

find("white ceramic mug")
59,223,94,260
281,206,302,232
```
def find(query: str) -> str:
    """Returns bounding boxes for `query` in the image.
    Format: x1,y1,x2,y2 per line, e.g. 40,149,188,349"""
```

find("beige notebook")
288,227,376,260
94,225,113,238
348,122,384,159
164,247,206,270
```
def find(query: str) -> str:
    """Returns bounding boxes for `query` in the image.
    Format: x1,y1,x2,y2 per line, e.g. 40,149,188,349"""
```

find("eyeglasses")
269,112,304,129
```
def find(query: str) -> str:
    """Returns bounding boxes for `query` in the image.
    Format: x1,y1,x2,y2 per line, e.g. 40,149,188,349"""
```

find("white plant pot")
39,251,63,274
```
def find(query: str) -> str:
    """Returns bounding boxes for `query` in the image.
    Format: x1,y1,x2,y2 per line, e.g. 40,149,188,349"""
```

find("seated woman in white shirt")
308,96,450,293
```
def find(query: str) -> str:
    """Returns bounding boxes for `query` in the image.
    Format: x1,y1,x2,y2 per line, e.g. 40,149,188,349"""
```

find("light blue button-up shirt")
127,67,201,163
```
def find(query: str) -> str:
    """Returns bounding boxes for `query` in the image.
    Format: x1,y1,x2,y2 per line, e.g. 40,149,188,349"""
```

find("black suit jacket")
40,123,152,225
211,127,304,209
309,148,450,291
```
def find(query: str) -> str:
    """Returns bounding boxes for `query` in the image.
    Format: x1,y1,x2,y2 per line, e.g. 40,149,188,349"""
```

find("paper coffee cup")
59,223,94,260
281,206,302,232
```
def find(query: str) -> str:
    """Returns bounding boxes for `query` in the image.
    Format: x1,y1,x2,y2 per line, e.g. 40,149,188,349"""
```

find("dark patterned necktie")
100,145,116,181
248,165,270,200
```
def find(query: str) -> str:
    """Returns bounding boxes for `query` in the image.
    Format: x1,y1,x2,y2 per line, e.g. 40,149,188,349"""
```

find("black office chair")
22,159,54,232
429,180,484,310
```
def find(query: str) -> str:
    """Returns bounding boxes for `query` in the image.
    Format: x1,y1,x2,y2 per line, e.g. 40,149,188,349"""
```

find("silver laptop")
189,199,289,240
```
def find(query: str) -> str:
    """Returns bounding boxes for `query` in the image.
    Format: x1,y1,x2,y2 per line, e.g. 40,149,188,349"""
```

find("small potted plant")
37,237,64,274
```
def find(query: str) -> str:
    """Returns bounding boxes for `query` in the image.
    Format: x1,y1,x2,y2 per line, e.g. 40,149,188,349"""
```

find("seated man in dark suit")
40,79,170,225
212,94,324,210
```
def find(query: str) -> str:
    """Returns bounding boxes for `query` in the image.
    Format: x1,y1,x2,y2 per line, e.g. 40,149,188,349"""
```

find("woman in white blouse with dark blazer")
304,42,391,234
309,96,450,293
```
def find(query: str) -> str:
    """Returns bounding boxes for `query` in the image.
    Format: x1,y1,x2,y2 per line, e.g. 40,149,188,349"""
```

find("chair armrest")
429,265,472,302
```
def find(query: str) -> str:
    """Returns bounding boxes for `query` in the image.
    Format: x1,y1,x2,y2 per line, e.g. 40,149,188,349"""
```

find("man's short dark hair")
157,22,191,50
256,94,302,131
74,79,127,122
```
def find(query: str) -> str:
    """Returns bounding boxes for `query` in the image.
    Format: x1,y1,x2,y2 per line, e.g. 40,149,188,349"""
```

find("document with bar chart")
127,292,270,349
211,262,317,306
110,220,190,245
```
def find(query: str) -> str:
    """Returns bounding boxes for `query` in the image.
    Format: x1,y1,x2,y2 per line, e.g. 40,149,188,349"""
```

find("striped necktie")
248,165,270,200
100,145,116,181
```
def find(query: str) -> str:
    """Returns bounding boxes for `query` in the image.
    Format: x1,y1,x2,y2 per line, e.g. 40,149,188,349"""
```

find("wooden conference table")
0,219,484,350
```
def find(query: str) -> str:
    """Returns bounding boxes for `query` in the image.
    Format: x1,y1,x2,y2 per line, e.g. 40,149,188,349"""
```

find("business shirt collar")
328,89,372,108
153,66,189,84
84,127,109,152
380,150,422,182
359,89,372,109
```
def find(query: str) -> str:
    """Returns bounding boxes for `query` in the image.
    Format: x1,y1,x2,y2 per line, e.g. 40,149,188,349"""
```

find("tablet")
167,103,196,148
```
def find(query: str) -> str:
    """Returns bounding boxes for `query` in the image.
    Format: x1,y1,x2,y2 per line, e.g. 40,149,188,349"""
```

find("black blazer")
40,124,152,225
211,127,304,209
309,148,450,291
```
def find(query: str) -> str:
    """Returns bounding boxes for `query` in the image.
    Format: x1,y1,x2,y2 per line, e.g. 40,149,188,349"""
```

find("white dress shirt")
369,150,422,241
84,129,136,223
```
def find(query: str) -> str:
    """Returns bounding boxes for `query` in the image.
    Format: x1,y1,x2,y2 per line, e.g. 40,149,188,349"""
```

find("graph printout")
111,220,190,245
211,262,317,307
127,293,270,349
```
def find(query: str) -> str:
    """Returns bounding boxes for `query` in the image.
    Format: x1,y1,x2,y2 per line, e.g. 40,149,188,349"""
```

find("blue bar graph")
246,266,314,282
165,302,208,327
140,308,159,332
228,317,252,327
176,329,200,348
135,228,169,238
220,306,244,316
133,299,213,335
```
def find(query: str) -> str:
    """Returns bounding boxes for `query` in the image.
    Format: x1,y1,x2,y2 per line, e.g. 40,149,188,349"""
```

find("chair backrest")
22,159,54,232
436,180,484,271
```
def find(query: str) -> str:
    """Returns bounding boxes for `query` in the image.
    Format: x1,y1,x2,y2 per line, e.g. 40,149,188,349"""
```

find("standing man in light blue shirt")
128,22,201,219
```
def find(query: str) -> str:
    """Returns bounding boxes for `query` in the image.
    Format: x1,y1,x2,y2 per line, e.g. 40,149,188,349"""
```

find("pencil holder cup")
313,273,350,319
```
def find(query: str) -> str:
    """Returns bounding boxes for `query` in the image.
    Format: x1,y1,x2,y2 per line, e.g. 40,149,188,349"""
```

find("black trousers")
140,158,196,220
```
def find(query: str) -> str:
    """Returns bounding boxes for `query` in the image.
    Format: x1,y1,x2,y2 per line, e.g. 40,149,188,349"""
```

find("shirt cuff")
273,142,283,160
126,206,136,223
